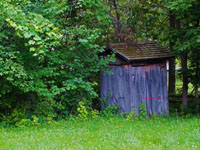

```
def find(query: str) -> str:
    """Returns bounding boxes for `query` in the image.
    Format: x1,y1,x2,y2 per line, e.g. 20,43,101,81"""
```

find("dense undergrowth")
169,96,200,115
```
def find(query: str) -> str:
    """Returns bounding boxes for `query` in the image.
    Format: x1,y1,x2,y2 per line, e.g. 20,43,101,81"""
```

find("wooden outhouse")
101,41,173,115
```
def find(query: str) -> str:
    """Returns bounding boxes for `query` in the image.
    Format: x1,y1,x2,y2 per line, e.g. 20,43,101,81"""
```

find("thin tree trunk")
168,10,176,95
181,52,188,106
195,86,199,98
68,0,77,18
177,19,188,106
113,0,121,41
195,60,199,98
169,58,176,95
195,61,199,113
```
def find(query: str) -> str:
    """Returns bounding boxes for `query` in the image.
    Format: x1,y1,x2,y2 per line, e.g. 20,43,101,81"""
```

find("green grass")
0,116,200,150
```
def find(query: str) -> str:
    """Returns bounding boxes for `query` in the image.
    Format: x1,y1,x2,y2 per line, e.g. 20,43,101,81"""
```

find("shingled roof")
108,41,173,61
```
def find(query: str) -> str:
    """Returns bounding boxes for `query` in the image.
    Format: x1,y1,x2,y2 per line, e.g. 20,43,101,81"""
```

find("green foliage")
126,108,139,121
15,119,32,128
139,104,147,120
169,95,200,115
101,105,119,118
77,100,90,120
180,99,200,116
126,104,147,121
91,109,100,119
77,99,100,120
0,0,113,123
32,115,39,126
1,0,199,124
15,115,39,127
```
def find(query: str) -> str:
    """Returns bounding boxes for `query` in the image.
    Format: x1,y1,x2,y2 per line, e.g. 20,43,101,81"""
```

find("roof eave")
129,55,175,61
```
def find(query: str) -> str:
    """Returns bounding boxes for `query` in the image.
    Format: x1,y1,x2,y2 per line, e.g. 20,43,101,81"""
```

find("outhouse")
101,41,173,115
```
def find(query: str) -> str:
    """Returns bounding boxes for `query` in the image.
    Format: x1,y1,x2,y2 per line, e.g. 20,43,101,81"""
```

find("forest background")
0,0,200,124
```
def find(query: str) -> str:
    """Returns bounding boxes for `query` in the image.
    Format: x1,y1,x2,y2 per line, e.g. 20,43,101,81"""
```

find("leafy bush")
15,115,39,127
0,0,113,123
139,104,147,120
101,105,119,118
125,104,147,121
169,96,200,115
77,100,90,120
91,109,100,118
126,108,139,121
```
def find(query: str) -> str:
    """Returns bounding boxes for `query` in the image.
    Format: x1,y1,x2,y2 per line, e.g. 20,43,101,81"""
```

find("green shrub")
139,104,147,120
15,115,39,127
77,100,90,120
15,119,32,127
91,109,100,118
0,0,113,124
101,105,119,118
126,108,139,121
125,104,147,121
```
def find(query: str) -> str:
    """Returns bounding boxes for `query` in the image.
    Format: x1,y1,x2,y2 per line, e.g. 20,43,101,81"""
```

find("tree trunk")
169,58,176,95
181,52,188,106
113,0,121,41
68,0,77,18
195,60,199,98
177,19,188,106
195,86,199,98
168,10,176,95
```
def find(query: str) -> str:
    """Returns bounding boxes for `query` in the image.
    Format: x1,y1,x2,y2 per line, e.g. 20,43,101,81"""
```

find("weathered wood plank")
101,62,169,115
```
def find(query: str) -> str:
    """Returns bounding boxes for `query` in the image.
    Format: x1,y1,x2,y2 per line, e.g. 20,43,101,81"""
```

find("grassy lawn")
0,116,200,150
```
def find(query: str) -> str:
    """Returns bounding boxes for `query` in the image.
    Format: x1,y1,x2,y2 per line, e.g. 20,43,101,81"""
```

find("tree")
0,0,113,122
106,0,200,106
168,0,200,106
168,9,176,95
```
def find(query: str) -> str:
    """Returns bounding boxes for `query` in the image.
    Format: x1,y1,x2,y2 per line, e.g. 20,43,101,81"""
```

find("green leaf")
33,36,41,41
24,32,32,38
30,47,35,52
28,40,35,45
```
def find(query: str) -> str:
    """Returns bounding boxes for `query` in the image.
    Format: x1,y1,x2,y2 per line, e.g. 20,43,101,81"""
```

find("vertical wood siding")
101,62,169,115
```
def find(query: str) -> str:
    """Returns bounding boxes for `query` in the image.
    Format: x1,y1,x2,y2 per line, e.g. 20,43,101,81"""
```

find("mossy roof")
108,41,174,61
